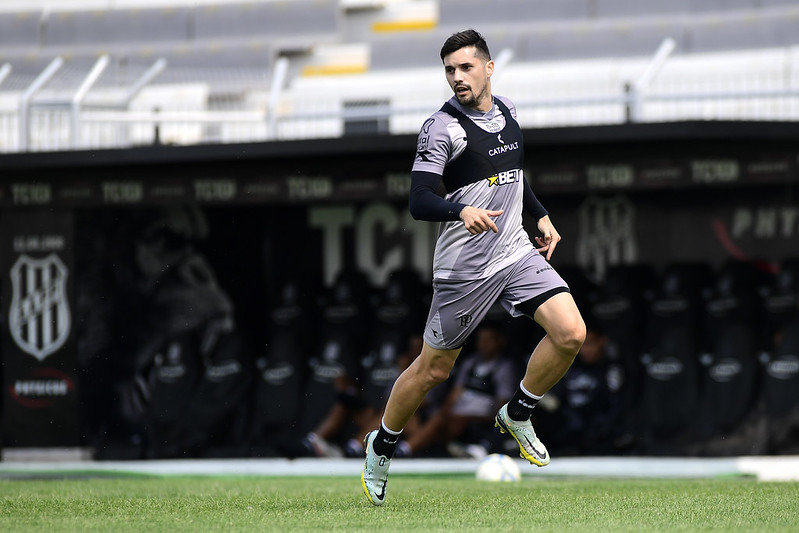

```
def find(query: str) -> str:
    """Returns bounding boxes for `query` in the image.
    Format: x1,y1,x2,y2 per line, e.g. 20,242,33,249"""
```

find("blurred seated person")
304,333,447,457
395,321,519,458
302,374,369,458
541,324,625,456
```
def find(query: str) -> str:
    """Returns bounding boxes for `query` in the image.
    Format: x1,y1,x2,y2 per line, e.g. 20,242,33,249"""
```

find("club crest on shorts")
8,253,71,361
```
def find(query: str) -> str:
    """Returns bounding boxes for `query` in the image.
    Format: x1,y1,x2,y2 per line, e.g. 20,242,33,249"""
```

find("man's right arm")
409,172,503,233
409,113,502,231
408,170,466,221
410,113,465,221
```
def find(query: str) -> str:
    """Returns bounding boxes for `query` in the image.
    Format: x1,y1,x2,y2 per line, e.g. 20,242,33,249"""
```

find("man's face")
443,46,494,112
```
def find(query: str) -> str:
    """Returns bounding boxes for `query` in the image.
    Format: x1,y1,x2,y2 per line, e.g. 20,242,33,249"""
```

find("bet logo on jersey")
487,169,522,187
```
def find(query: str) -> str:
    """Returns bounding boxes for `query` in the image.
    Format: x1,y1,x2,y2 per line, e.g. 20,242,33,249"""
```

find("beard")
456,91,476,107
454,85,488,109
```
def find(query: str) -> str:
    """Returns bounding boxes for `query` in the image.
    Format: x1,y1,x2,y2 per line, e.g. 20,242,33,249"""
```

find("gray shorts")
423,251,569,350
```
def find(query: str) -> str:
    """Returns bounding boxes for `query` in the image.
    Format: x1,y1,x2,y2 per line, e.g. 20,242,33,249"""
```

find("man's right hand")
459,206,504,235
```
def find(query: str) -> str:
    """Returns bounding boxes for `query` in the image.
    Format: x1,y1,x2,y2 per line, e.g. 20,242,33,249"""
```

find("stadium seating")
0,10,41,47
129,39,275,71
295,268,372,436
43,7,193,46
684,7,799,54
193,0,340,51
590,264,656,447
2,0,799,151
359,268,428,411
1,1,797,75
695,325,760,439
519,18,686,62
762,258,799,339
637,263,712,453
438,0,591,26
593,0,759,18
368,30,446,71
249,278,315,456
763,315,799,418
694,261,768,440
555,264,599,324
370,2,799,70
11,0,795,73
38,1,339,50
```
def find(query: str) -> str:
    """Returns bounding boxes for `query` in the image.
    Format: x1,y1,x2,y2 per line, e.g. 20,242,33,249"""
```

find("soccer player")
361,29,586,506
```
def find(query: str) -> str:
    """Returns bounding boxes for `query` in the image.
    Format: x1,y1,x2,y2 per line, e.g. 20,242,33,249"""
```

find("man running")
362,29,586,506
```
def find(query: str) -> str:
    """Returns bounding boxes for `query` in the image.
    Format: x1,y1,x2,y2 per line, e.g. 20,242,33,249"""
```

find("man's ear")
486,60,495,78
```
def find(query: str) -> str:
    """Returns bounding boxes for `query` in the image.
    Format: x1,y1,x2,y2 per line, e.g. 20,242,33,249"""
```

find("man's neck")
473,93,493,113
459,94,494,114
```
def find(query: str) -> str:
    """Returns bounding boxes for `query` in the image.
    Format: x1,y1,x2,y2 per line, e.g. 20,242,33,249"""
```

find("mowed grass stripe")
0,476,797,532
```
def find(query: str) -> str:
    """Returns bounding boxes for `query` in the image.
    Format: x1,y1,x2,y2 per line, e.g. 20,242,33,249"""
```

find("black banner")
530,150,798,194
1,211,78,447
0,155,794,207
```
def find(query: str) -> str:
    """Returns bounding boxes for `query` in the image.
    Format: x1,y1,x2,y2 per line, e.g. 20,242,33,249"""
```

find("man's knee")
423,362,452,389
552,316,586,356
413,343,460,390
535,293,586,356
412,355,454,391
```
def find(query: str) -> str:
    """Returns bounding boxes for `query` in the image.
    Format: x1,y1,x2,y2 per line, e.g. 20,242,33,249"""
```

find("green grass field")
1,475,797,532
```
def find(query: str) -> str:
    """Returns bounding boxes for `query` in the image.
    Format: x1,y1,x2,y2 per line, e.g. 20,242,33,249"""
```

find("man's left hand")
535,215,561,261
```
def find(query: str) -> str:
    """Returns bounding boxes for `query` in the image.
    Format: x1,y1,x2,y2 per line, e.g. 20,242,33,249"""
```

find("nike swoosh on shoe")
524,436,548,461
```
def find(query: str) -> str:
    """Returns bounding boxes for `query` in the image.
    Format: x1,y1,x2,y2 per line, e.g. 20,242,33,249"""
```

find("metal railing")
2,40,799,153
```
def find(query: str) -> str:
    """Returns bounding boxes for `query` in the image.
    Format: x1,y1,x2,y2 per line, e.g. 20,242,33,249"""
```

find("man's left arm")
523,177,561,260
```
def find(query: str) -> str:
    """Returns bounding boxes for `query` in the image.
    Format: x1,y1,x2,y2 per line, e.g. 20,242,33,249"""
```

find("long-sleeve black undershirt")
408,170,549,222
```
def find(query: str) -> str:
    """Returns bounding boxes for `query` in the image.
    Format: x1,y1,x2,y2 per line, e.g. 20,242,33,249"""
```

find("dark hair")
440,29,491,63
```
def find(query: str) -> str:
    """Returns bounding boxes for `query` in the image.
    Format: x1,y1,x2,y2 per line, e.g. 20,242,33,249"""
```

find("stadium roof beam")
19,56,63,152
121,57,168,107
267,56,290,140
0,63,11,88
628,37,676,122
71,54,109,149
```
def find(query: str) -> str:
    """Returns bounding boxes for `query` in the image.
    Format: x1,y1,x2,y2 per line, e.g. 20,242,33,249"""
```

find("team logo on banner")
8,253,71,361
576,195,638,281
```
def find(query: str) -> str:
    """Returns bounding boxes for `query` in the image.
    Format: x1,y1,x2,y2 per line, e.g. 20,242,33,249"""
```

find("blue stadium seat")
368,30,446,70
593,0,758,18
369,18,682,69
127,39,274,70
439,0,590,27
0,10,41,47
685,8,799,53
520,19,686,61
193,0,340,50
43,7,192,46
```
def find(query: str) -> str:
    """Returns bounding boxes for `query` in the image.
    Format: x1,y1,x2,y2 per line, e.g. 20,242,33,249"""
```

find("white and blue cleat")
361,430,391,506
495,403,550,467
